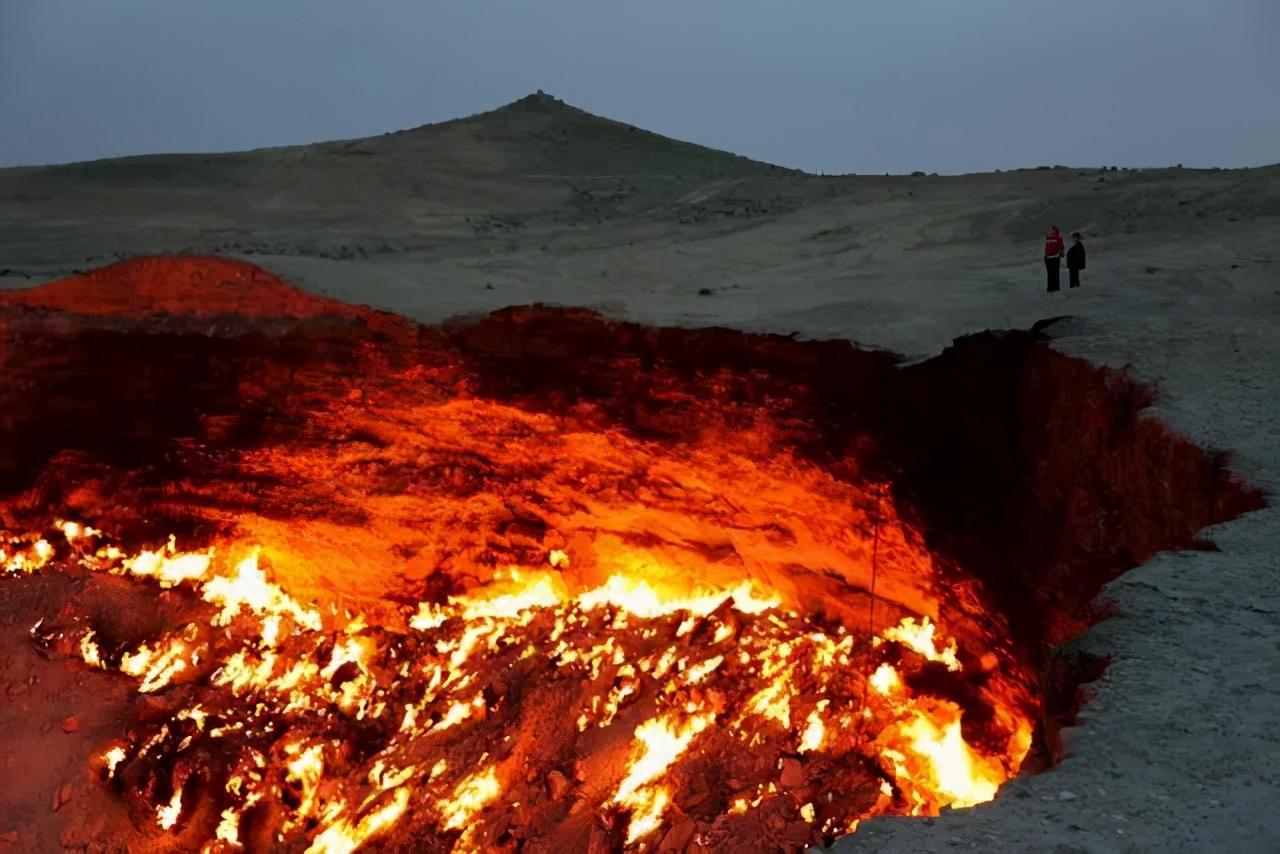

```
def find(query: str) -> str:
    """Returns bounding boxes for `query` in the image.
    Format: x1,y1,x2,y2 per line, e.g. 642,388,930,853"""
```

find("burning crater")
0,258,1260,852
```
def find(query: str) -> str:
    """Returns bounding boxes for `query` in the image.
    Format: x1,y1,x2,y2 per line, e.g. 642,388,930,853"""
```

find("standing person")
1066,232,1086,288
1044,226,1065,292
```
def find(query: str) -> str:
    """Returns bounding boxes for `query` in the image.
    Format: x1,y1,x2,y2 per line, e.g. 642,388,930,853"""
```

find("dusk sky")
2,1,1277,174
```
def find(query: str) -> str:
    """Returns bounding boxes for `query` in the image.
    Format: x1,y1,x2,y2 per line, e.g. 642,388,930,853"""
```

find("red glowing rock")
0,256,362,319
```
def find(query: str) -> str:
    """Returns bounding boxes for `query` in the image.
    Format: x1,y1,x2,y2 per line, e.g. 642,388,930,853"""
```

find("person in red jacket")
1044,226,1065,292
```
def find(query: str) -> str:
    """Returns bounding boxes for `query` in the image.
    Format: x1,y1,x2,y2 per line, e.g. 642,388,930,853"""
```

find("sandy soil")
2,92,1277,852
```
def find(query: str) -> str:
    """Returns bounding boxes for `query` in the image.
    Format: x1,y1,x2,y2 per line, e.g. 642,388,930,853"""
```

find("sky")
2,1,1278,174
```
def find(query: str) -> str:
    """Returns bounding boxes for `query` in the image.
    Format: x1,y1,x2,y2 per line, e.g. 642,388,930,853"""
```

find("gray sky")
2,0,1277,174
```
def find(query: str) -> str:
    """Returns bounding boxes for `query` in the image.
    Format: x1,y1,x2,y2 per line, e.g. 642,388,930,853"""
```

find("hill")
1,90,1277,304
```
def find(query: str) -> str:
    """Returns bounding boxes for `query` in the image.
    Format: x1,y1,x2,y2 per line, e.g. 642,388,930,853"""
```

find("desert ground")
1,92,1277,852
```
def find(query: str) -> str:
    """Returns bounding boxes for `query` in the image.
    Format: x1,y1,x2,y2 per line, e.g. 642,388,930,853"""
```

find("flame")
799,701,828,753
307,787,411,854
579,575,779,620
59,520,100,542
123,545,212,588
156,788,183,830
202,550,322,631
870,662,903,695
79,631,105,669
120,636,194,694
13,521,1034,851
878,616,961,672
102,746,127,778
878,702,1005,813
284,742,325,830
613,712,714,843
215,807,242,846
2,535,54,573
440,766,501,831
457,571,563,621
741,640,797,727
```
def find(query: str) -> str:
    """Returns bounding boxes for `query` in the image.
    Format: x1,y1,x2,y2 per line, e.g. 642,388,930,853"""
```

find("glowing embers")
1,530,55,574
19,526,1032,852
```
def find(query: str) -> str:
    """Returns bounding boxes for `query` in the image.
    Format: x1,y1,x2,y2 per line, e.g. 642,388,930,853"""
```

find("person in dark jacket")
1066,232,1086,288
1044,226,1065,292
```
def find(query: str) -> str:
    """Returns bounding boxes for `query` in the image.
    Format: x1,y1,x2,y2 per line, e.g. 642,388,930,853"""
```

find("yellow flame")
744,671,793,727
2,537,54,574
682,655,722,687
613,712,714,843
33,539,53,563
879,704,1005,813
879,617,961,672
132,550,211,587
79,631,104,668
902,713,1000,807
22,520,1035,848
120,638,189,693
430,695,483,733
103,746,127,778
59,520,100,542
156,787,183,830
799,701,828,753
202,550,322,631
284,742,325,829
579,574,779,620
215,807,241,846
440,766,501,831
458,573,562,622
306,787,410,854
870,662,902,695
625,786,672,844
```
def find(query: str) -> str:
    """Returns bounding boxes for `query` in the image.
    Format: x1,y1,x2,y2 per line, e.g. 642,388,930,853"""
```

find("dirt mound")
0,255,367,319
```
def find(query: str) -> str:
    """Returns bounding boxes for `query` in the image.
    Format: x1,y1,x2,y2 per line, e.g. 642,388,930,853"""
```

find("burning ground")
0,258,1260,852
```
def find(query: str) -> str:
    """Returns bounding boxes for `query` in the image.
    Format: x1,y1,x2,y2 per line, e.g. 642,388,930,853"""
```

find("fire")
613,713,715,843
79,632,105,669
156,788,184,830
102,746,127,778
456,570,563,621
12,515,1034,851
215,807,242,846
870,662,903,695
578,574,780,620
877,616,962,671
440,767,501,830
203,550,323,631
58,520,100,542
2,534,54,574
799,701,829,753
878,702,1006,813
120,634,194,693
285,742,326,831
307,787,411,854
123,543,212,588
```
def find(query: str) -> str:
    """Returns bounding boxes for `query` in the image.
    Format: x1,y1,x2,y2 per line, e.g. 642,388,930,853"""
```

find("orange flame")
13,521,1034,851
